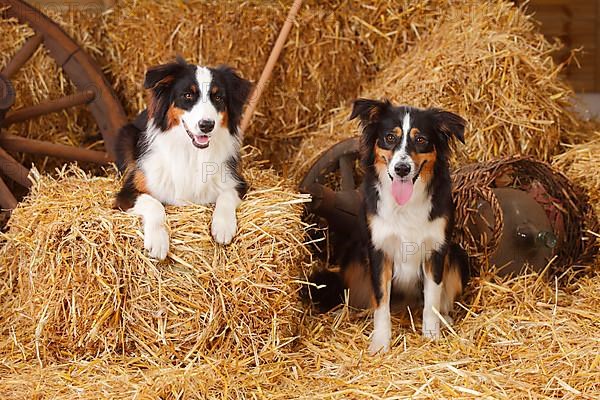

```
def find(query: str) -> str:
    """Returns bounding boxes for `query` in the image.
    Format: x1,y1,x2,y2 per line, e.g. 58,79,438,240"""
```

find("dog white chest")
140,125,238,206
369,181,446,295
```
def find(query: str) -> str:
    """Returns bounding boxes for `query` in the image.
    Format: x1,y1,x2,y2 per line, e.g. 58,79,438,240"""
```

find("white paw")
422,315,441,339
369,328,391,355
211,213,237,245
144,224,169,260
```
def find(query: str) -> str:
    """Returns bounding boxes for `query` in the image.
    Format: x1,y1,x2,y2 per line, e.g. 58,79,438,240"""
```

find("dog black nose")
394,163,411,177
198,119,215,133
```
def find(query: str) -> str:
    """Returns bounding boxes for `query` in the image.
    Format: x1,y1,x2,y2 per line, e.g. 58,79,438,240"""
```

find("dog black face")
144,57,252,149
350,99,466,205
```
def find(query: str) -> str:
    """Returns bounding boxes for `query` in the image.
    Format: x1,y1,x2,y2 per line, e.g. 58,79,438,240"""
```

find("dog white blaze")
388,112,415,178
401,111,411,152
179,67,220,134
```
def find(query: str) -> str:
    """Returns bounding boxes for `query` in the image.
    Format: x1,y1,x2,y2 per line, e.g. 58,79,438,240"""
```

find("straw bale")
6,1,577,171
553,132,600,218
96,0,450,158
0,164,310,364
291,1,581,181
1,266,599,398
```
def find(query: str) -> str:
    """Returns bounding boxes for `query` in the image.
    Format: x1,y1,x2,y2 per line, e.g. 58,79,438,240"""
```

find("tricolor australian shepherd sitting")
113,57,251,260
309,99,470,354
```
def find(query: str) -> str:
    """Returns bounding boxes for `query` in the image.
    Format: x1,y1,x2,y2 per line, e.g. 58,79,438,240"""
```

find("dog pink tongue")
195,135,209,145
391,178,413,206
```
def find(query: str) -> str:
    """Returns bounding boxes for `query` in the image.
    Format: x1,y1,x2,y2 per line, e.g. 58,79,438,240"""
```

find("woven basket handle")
475,186,504,259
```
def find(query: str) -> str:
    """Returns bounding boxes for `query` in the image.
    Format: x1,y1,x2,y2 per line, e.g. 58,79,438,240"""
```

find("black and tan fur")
309,99,469,353
113,57,251,260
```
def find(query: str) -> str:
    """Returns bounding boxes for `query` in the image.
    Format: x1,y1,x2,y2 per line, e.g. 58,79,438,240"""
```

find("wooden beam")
0,135,112,164
2,90,95,126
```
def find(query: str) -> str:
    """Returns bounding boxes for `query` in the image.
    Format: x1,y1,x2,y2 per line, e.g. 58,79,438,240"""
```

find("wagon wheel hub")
299,137,362,233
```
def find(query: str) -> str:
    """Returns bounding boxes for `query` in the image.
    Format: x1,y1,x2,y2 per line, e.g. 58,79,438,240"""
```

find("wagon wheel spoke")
0,175,18,209
1,32,43,79
2,90,95,126
339,154,355,191
0,134,112,164
0,146,31,188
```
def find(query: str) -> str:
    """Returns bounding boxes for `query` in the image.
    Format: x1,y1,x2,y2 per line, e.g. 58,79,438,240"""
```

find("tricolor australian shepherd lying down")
309,98,470,354
114,57,251,260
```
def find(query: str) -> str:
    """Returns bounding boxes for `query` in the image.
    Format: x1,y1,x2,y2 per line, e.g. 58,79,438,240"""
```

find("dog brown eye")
214,94,223,102
183,92,193,100
385,134,396,144
416,136,427,145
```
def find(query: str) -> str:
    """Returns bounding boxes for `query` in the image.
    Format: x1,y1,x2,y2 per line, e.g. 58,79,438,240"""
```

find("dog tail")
449,242,470,289
305,269,346,312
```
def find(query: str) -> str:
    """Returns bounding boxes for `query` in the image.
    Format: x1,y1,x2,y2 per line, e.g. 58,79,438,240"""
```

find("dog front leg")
129,193,169,260
211,189,241,245
369,249,393,354
422,250,445,339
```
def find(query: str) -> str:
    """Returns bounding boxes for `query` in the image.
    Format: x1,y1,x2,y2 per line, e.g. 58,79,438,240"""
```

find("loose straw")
240,0,304,133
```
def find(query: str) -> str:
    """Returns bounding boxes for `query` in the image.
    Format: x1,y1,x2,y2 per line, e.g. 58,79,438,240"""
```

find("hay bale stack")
97,0,451,156
0,165,309,364
292,1,581,181
2,0,452,168
553,132,600,218
1,267,599,398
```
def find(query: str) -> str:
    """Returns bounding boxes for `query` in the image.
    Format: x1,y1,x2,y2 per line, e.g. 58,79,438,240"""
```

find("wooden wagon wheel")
0,0,127,209
299,137,362,259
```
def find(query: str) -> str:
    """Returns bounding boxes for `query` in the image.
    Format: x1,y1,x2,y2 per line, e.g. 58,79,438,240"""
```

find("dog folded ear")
431,109,466,144
216,65,252,132
143,58,187,90
349,98,390,125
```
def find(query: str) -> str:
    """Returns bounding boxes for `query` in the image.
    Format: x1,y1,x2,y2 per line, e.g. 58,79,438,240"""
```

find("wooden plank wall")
515,0,600,92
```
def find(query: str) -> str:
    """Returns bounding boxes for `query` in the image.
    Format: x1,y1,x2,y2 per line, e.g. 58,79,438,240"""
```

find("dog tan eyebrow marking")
409,128,420,139
190,84,198,93
211,85,218,94
393,127,403,136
